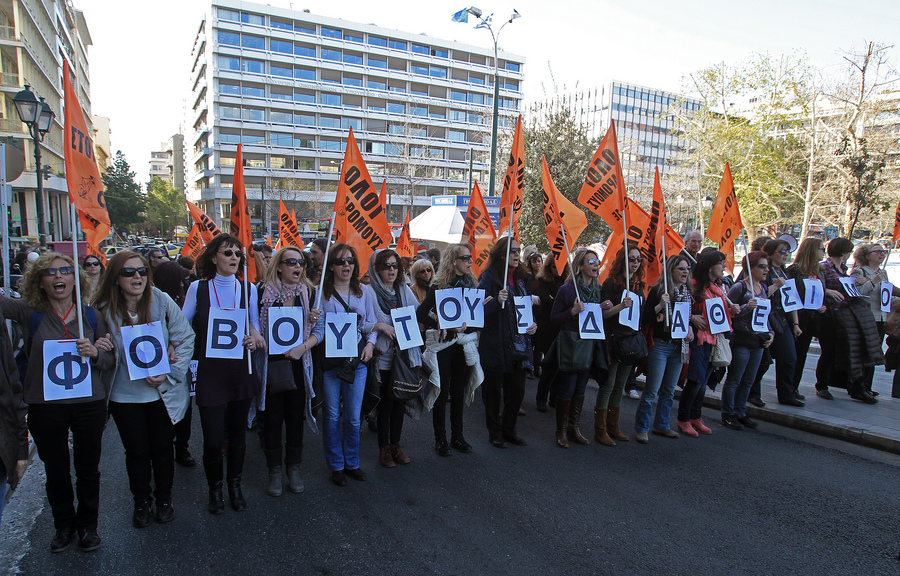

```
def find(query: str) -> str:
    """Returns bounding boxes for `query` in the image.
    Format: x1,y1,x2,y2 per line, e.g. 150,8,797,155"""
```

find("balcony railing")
0,72,18,87
0,118,24,134
0,26,18,41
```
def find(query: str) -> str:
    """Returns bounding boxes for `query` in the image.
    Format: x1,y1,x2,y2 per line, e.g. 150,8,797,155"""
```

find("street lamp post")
14,85,54,247
457,7,520,197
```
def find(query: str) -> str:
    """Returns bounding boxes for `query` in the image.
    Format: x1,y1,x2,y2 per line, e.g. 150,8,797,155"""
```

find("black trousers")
109,399,175,502
198,398,252,476
263,388,305,465
433,345,468,441
482,368,526,439
378,370,406,447
173,397,192,450
28,400,106,531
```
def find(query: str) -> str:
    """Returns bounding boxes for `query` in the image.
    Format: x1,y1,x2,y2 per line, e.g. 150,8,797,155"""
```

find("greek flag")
474,13,492,29
451,8,468,22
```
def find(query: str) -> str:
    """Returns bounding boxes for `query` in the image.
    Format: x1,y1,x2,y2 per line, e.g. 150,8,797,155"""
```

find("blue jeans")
635,340,682,432
722,346,763,418
322,364,367,472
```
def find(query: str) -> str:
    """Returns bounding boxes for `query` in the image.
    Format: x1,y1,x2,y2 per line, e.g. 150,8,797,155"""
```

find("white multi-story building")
187,0,525,236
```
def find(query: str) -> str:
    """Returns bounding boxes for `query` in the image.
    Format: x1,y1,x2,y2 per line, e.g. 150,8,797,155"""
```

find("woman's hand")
792,324,802,338
686,326,695,343
76,338,98,359
826,289,844,302
762,334,774,348
691,314,708,331
571,300,585,316
309,308,322,324
730,303,740,315
600,300,613,310
772,277,786,289
660,293,671,305
284,343,305,360
146,374,166,388
855,275,866,285
243,331,266,351
167,343,177,364
360,342,375,362
620,296,633,310
94,333,113,353
375,321,396,339
531,295,540,306
747,298,757,310
525,323,538,335
497,289,509,305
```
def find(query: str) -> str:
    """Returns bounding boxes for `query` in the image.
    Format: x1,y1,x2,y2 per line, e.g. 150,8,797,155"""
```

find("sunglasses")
587,258,601,265
756,264,770,269
417,269,433,274
628,256,643,263
41,266,75,276
674,266,690,272
84,261,101,267
509,247,520,254
456,255,473,262
281,258,305,266
218,249,240,257
778,249,789,255
120,267,149,278
870,250,886,255
334,257,356,265
381,262,399,270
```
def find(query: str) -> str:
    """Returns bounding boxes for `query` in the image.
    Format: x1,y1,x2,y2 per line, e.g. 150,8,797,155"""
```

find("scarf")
576,277,602,304
259,279,307,339
368,250,423,367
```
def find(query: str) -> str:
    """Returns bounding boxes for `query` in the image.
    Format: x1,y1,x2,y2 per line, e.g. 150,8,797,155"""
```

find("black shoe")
77,528,102,553
871,390,880,397
779,398,805,407
50,527,76,553
435,439,452,457
175,448,197,467
155,498,175,523
816,389,834,400
208,483,225,515
850,391,878,404
737,416,758,429
747,397,766,408
489,435,508,448
536,401,548,413
721,415,744,430
450,436,472,453
794,391,806,400
330,470,347,486
503,434,528,446
132,498,153,528
227,478,247,511
345,468,367,482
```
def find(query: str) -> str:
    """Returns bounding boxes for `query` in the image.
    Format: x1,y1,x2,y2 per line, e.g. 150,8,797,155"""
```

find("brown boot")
606,406,630,441
378,446,395,468
593,407,616,446
390,444,410,465
555,399,571,448
567,395,590,445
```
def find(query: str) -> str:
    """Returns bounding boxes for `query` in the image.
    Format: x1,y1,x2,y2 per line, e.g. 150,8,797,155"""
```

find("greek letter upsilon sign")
121,322,171,380
43,340,92,401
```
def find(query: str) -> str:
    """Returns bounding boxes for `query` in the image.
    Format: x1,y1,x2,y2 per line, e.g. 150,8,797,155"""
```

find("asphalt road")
2,378,900,576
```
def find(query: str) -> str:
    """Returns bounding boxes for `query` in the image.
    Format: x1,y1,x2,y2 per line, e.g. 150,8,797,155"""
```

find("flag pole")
243,247,252,375
662,241,670,327
557,214,580,304
622,200,631,294
70,203,87,363
315,211,336,309
502,204,515,309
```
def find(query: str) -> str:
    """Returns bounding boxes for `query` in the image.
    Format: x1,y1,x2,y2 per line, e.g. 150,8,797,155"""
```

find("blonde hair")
261,246,313,292
432,243,476,288
21,252,92,311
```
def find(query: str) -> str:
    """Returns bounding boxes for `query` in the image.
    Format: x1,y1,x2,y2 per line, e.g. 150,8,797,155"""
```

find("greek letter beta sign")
43,340,92,401
121,322,171,380
206,308,246,359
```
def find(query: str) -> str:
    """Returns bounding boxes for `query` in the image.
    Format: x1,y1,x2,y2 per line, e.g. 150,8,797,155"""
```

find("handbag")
710,332,733,367
390,347,431,400
556,330,593,372
611,331,648,365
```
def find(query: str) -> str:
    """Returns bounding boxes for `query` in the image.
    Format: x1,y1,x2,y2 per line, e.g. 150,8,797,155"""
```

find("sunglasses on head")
120,267,149,278
335,257,356,265
41,266,74,276
281,258,305,266
218,249,239,258
456,255,473,262
381,262,399,270
84,260,101,267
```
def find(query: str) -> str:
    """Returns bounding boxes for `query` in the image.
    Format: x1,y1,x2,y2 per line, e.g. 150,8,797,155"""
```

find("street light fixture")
14,85,55,247
456,7,520,197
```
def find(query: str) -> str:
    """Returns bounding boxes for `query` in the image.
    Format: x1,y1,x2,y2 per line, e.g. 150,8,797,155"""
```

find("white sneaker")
627,389,640,400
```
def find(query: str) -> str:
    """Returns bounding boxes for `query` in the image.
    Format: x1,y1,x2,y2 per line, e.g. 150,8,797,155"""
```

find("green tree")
146,176,188,238
102,150,145,231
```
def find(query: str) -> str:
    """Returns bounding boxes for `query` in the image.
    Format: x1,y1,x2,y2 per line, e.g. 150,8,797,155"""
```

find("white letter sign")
390,305,424,351
803,279,824,310
706,298,730,335
751,299,771,333
43,340,92,401
579,303,605,340
618,290,641,331
121,322,171,380
267,307,305,355
881,281,893,313
325,312,357,357
206,308,246,359
779,278,803,313
435,288,465,329
671,301,691,339
462,288,485,328
839,276,861,298
513,296,533,334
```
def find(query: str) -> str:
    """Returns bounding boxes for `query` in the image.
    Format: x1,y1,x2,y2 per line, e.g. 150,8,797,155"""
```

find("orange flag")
646,168,668,285
265,235,273,248
498,115,525,239
706,163,743,272
187,200,221,244
63,60,110,247
395,211,414,259
332,128,392,275
181,225,205,260
892,199,900,243
541,156,588,276
462,181,497,277
599,201,684,286
86,243,107,266
278,199,305,249
578,121,628,230
230,144,256,281
379,180,387,212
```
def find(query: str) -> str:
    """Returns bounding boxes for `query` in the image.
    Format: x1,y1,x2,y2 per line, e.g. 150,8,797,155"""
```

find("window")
219,132,240,143
271,39,292,54
343,75,362,87
367,142,386,154
297,23,315,35
410,105,427,117
448,129,465,142
271,133,292,146
368,56,386,68
428,148,444,159
241,35,265,50
430,66,447,79
240,13,264,26
294,68,315,81
321,162,339,173
505,62,520,72
343,52,363,65
431,48,448,58
411,64,428,76
469,75,485,85
220,82,240,95
218,8,240,21
270,64,292,78
242,108,264,122
368,36,387,47
345,32,363,43
387,102,405,114
468,93,484,105
242,85,264,98
270,157,288,169
429,108,446,119
321,140,342,151
503,81,518,91
449,110,466,122
294,44,315,57
412,44,429,55
295,159,315,170
450,90,466,102
294,138,314,149
388,124,404,135
389,84,405,93
342,118,362,131
389,39,407,50
294,91,315,103
270,111,292,124
241,59,264,74
320,93,341,106
385,144,403,155
271,88,291,101
410,85,427,96
220,106,240,119
242,133,265,145
220,156,236,167
467,113,483,124
321,70,340,84
219,56,240,71
245,158,265,168
367,79,386,91
296,114,315,126
271,18,292,31
322,49,341,62
320,116,340,129
410,127,426,137
368,102,386,112
218,31,239,46
321,26,342,39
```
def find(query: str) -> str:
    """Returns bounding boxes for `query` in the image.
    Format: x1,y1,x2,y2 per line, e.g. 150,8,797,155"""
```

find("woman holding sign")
477,237,537,448
256,247,320,496
369,249,421,467
310,244,377,486
182,234,265,514
788,238,828,398
93,251,194,527
0,252,115,552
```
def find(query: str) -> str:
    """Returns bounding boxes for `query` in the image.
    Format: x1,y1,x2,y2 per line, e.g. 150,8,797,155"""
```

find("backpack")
14,306,98,381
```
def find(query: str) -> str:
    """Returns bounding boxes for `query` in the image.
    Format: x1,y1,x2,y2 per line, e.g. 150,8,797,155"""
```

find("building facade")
91,114,111,175
187,0,525,236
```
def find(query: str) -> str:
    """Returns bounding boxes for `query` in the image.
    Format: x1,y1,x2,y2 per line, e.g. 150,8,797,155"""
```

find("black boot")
285,445,304,494
203,459,225,515
226,445,247,511
132,496,153,528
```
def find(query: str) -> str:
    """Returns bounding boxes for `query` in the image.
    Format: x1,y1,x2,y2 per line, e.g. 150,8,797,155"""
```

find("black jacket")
0,312,27,489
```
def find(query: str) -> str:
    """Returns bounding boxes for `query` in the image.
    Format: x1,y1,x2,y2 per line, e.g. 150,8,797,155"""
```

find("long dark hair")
153,261,189,307
92,251,153,325
323,243,361,299
196,234,245,280
482,236,526,285
608,246,646,293
693,250,725,300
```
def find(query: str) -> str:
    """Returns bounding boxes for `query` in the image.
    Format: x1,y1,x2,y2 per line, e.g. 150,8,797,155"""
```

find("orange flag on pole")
646,168,668,285
187,200,221,244
395,211,414,259
379,179,387,212
541,156,588,276
63,60,110,248
332,128,392,275
462,181,497,277
230,144,256,281
498,115,525,240
278,199,305,249
706,163,743,272
599,201,684,286
578,121,628,230
892,199,900,243
86,243,107,266
265,235,273,248
181,224,205,260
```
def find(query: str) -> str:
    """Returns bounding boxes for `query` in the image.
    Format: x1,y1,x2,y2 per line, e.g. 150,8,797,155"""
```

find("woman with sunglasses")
0,252,114,552
409,259,434,304
92,252,194,527
368,249,420,467
851,242,900,397
477,237,537,448
82,255,104,298
182,234,265,513
788,238,828,398
310,244,377,486
720,251,773,430
256,247,320,496
634,255,693,443
595,246,646,445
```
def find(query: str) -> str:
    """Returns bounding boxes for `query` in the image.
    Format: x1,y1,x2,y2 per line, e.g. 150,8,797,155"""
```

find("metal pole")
488,41,500,198
70,203,86,363
467,149,473,196
32,124,46,246
315,211,337,309
243,247,252,375
0,144,9,296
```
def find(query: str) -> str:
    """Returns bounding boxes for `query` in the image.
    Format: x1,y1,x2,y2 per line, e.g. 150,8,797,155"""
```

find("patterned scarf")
576,277,602,304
